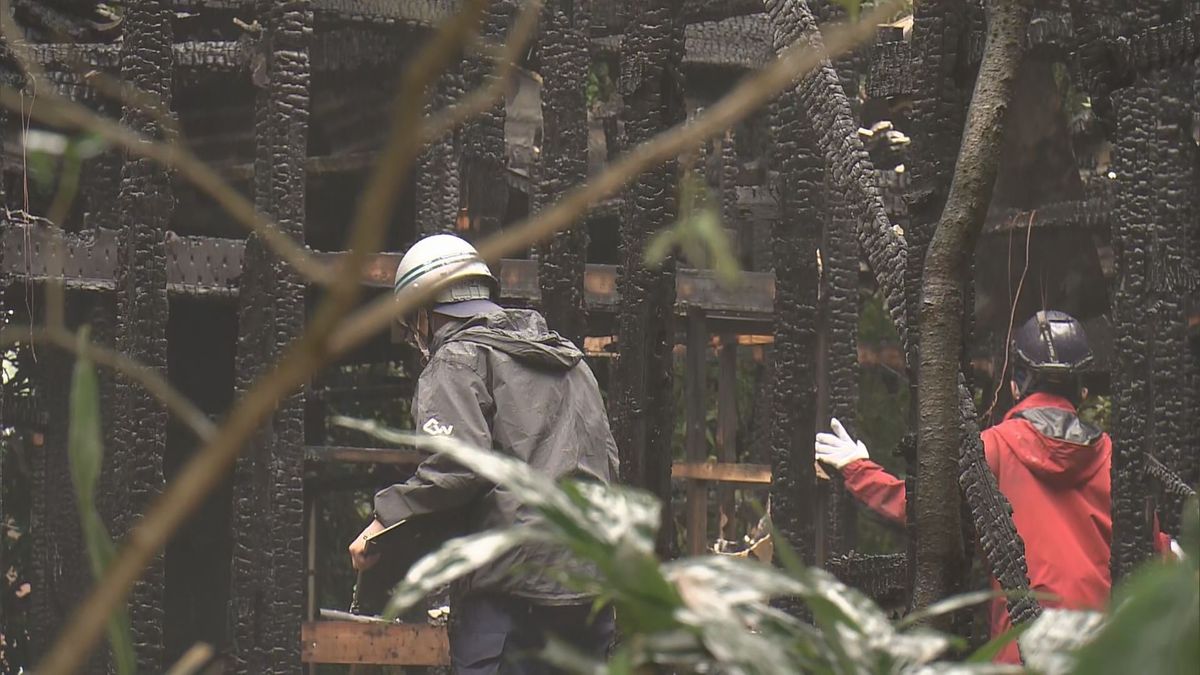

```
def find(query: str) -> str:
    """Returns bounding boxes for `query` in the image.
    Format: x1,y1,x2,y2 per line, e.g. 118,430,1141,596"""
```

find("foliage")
67,329,135,675
645,171,741,287
586,60,616,109
336,416,1017,675
1077,394,1111,431
1065,496,1199,675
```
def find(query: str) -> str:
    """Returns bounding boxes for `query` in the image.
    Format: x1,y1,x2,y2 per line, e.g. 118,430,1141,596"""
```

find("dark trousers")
449,593,615,675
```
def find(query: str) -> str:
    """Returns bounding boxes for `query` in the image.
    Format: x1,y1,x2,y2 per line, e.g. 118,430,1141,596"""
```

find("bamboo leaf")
383,527,537,619
69,328,136,675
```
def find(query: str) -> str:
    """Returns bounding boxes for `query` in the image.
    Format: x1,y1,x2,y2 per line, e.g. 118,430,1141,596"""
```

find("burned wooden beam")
0,225,777,322
228,1,311,670
303,445,424,466
535,0,590,346
111,1,176,668
611,0,684,558
301,621,449,666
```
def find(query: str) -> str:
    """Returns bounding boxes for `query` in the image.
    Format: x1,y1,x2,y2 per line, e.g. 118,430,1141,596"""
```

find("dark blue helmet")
1011,310,1094,396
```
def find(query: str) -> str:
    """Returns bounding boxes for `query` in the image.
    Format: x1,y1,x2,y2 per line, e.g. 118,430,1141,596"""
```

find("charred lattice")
611,0,684,557
535,0,590,347
825,552,908,609
229,2,311,671
762,0,910,361
768,92,820,570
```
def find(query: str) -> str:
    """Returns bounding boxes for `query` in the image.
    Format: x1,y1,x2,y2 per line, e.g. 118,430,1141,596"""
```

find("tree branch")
914,0,1033,621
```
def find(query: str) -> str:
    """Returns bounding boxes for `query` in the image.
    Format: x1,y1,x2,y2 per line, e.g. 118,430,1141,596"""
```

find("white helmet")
393,233,498,305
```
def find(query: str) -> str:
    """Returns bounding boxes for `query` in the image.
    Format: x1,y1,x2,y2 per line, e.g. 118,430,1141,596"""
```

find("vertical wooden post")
716,334,738,540
686,308,709,555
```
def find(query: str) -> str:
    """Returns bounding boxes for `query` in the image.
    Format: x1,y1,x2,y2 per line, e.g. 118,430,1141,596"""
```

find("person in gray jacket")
348,233,619,674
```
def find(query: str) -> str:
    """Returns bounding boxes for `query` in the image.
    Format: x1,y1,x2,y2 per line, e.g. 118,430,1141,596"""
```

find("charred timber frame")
1064,0,1157,582
462,0,514,238
810,0,861,560
762,0,910,358
228,1,311,671
415,66,465,235
535,0,590,346
110,2,175,669
612,0,684,558
767,90,819,571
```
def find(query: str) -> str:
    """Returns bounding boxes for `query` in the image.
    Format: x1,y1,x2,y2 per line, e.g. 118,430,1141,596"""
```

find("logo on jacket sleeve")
422,418,454,436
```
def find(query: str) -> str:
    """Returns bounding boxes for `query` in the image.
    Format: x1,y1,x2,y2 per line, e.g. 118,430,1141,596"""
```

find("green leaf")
965,620,1034,664
898,590,997,629
833,0,862,21
68,327,136,675
383,527,537,619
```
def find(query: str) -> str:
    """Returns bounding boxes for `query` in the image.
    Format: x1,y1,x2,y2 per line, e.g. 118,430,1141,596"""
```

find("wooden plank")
685,309,709,555
304,445,424,465
672,462,772,484
716,335,738,539
301,621,449,665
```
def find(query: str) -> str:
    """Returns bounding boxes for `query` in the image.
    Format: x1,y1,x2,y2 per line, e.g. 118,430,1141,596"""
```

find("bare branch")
915,0,1034,622
31,3,895,672
0,325,217,443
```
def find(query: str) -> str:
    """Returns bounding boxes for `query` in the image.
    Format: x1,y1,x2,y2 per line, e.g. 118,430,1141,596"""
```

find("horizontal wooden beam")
0,223,776,324
304,445,423,465
672,462,772,484
301,621,449,666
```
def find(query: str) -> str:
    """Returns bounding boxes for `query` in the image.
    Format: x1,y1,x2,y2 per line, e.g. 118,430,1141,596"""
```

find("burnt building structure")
0,0,1196,670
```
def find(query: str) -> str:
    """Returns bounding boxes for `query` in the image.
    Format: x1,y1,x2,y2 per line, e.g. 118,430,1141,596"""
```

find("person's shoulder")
424,341,486,377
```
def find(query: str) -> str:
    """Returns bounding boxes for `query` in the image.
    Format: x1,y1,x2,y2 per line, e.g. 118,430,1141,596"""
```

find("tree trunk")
915,0,1032,619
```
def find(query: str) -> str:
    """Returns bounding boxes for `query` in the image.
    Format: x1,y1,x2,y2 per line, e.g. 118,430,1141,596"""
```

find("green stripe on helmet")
394,251,483,292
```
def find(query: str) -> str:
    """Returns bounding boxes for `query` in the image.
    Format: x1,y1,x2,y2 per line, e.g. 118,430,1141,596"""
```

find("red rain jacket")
840,392,1171,664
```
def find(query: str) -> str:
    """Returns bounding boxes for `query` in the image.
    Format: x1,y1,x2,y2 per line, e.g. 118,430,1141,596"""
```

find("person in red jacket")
814,310,1178,664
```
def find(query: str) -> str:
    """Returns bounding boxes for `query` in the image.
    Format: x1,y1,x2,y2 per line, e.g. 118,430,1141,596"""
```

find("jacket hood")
435,308,583,370
1002,393,1108,487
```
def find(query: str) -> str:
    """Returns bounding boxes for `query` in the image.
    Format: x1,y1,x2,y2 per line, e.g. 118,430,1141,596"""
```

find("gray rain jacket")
373,309,619,604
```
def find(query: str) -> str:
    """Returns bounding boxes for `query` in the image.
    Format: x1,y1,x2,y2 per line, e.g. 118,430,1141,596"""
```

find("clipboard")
350,508,469,616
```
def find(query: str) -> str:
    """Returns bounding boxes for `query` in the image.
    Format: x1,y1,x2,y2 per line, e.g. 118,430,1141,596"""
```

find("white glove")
814,417,870,469
1169,538,1186,560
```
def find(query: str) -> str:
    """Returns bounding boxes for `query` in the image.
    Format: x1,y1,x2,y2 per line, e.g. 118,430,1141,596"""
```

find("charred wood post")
1147,62,1194,536
819,182,860,558
1108,2,1162,582
917,0,1033,624
767,93,820,569
535,0,590,346
229,1,311,671
763,0,910,359
611,0,684,557
111,2,175,669
28,293,115,672
806,0,862,560
685,308,709,554
463,1,515,239
416,68,465,236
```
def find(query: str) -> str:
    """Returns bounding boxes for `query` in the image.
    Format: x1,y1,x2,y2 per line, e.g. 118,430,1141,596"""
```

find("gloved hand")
814,417,870,469
1169,538,1186,561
